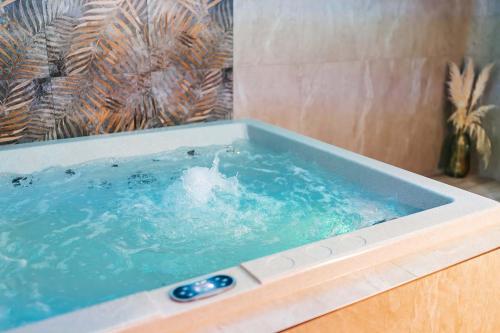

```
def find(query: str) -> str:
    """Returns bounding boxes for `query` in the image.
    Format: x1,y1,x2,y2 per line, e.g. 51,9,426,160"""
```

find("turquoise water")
0,140,421,330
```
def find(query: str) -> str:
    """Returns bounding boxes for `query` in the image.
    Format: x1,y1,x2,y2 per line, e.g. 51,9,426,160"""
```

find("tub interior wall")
0,122,247,174
246,124,453,210
1,121,452,212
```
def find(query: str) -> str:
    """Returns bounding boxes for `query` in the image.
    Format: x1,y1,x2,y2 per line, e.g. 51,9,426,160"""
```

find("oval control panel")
169,274,236,302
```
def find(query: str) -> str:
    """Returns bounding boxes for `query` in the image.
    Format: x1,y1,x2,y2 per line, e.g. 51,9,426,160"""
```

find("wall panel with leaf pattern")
0,0,233,144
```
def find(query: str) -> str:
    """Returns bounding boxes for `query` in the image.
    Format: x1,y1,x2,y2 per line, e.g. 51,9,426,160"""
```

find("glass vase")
445,130,470,178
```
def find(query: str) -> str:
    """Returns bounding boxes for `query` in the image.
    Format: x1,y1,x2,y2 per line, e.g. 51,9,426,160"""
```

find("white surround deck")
2,120,499,333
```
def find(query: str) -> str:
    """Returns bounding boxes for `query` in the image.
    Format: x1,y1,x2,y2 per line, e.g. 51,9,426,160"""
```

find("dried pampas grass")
447,58,496,168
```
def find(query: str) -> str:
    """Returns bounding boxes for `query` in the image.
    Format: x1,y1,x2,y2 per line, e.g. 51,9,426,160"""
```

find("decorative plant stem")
446,58,496,175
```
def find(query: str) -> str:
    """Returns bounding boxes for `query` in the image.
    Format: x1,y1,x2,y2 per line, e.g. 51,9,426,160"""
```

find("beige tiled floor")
433,174,500,202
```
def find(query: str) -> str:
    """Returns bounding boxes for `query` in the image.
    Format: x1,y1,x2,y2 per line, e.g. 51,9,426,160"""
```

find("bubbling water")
0,140,424,331
181,151,239,204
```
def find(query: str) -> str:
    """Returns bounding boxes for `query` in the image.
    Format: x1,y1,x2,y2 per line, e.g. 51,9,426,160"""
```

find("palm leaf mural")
0,0,233,145
0,80,31,143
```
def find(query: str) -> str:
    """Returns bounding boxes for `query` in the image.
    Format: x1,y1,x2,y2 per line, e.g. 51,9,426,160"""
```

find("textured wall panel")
234,0,473,176
0,0,233,144
466,0,500,180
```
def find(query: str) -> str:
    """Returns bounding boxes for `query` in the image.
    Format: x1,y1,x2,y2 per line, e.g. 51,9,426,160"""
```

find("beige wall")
466,1,500,180
234,0,474,176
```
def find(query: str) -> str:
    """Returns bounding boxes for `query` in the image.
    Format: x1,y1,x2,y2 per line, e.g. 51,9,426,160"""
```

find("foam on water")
0,140,422,330
181,151,239,204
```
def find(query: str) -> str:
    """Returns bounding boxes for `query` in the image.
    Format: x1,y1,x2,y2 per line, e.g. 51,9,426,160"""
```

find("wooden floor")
433,174,500,202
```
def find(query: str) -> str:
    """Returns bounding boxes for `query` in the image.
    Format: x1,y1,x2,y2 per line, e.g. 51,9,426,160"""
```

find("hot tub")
1,120,499,332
